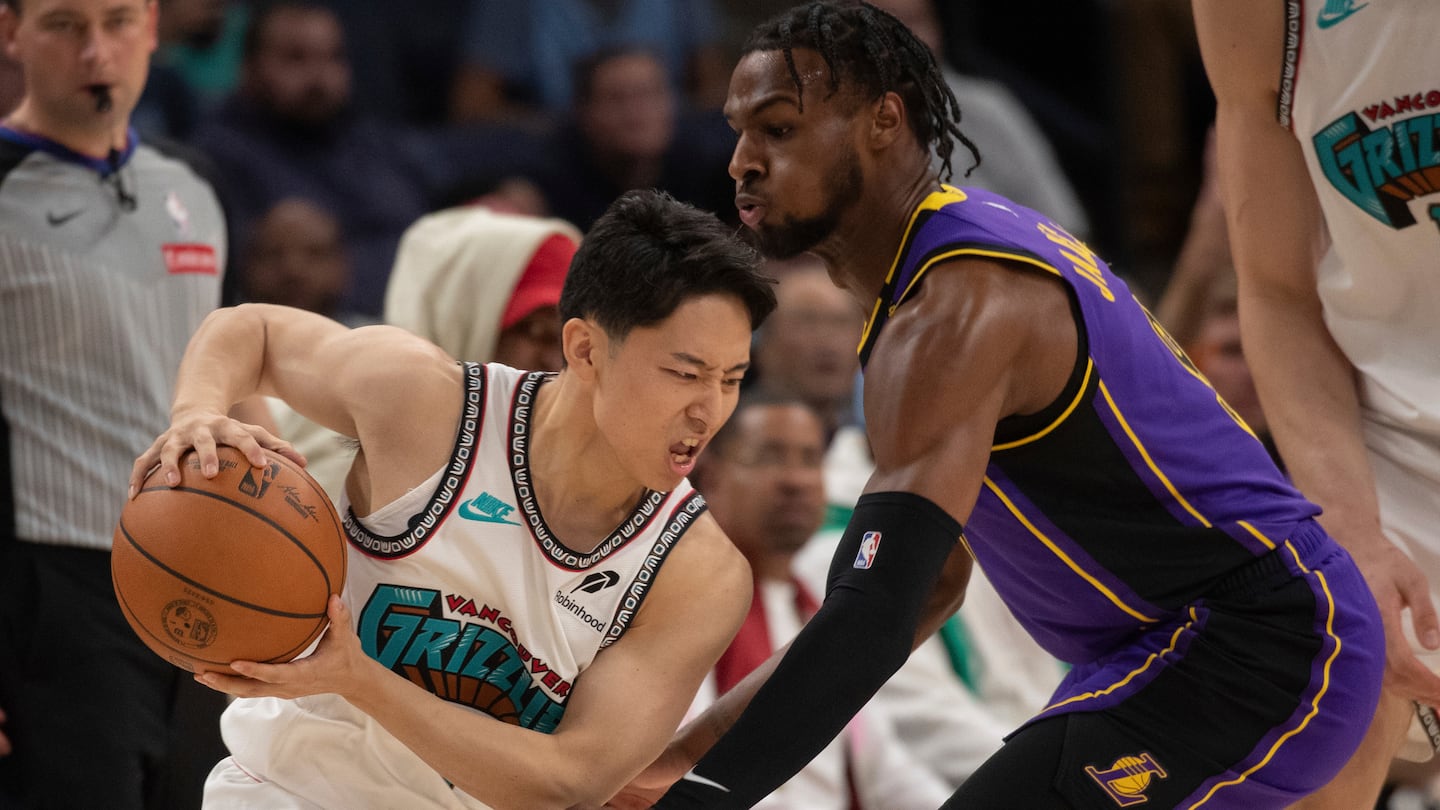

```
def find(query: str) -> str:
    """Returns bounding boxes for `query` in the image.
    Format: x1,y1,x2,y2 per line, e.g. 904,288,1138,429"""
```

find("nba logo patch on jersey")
854,531,882,569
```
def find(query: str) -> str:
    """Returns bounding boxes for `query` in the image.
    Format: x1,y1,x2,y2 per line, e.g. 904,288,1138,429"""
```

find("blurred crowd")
0,0,1220,323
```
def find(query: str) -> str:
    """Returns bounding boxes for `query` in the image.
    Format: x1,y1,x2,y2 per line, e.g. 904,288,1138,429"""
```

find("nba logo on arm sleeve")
854,531,882,569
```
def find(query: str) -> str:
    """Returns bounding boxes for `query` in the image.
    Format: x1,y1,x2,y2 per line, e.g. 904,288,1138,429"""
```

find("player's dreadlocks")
742,0,980,182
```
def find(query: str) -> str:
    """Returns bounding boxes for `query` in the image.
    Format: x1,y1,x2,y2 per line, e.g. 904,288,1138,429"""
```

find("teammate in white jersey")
1196,1,1440,806
129,189,777,809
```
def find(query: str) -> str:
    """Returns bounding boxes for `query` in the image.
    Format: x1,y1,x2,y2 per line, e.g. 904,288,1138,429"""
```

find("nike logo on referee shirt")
46,209,85,226
680,770,730,792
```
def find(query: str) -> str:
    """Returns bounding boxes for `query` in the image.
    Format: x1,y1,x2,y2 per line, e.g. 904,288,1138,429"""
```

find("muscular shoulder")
862,257,1076,501
869,257,1075,423
331,326,468,508
629,511,751,640
334,324,464,418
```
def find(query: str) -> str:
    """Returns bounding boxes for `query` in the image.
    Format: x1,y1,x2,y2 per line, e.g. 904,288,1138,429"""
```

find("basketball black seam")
137,482,337,595
112,565,316,666
119,500,328,620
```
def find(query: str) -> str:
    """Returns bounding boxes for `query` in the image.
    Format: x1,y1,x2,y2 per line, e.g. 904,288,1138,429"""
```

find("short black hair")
743,0,979,182
559,190,776,340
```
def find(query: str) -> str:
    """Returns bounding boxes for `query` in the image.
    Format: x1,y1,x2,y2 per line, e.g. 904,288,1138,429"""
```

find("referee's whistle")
90,85,113,114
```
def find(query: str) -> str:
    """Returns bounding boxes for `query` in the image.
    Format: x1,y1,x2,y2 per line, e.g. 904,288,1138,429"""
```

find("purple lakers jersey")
858,186,1321,664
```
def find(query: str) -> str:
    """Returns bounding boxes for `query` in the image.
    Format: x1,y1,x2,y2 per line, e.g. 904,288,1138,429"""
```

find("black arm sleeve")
656,491,962,808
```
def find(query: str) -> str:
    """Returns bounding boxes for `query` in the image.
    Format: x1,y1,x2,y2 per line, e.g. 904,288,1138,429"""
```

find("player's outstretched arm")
1195,0,1440,706
201,514,750,810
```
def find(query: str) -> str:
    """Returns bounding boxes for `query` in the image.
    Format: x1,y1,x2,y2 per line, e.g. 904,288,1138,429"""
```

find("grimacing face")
587,293,754,494
725,48,867,259
2,0,158,138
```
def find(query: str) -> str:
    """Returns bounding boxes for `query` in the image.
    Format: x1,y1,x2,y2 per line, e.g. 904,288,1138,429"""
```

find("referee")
0,0,240,807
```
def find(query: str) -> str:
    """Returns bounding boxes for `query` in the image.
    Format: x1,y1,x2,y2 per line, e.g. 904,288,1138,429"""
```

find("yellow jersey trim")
993,359,1095,452
857,185,968,354
1236,520,1278,551
1098,380,1213,529
982,477,1159,624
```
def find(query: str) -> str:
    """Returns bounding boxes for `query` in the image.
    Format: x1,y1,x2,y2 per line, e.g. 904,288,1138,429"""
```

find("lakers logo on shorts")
1085,753,1167,806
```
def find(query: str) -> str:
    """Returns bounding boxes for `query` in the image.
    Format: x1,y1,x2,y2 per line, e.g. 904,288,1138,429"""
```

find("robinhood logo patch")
571,570,620,594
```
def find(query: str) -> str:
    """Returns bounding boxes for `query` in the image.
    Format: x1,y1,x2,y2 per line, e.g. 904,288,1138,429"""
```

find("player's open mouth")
735,194,766,228
670,437,700,466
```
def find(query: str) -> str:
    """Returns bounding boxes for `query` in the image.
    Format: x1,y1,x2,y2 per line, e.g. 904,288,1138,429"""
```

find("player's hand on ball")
195,596,365,700
129,408,303,499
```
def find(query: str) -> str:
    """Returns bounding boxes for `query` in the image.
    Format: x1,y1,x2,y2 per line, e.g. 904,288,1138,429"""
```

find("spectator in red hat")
383,205,581,373
271,205,583,501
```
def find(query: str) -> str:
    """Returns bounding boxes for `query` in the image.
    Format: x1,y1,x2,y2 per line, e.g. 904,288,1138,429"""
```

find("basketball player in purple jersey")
612,3,1386,808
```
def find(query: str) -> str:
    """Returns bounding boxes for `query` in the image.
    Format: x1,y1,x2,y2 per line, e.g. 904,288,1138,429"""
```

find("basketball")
112,445,348,675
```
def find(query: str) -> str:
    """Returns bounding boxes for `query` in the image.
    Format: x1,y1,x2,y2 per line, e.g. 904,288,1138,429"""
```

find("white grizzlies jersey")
209,363,707,809
1282,0,1440,438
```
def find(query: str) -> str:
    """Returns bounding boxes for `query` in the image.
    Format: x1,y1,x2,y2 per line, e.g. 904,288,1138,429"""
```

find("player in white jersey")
129,189,777,809
1196,1,1440,806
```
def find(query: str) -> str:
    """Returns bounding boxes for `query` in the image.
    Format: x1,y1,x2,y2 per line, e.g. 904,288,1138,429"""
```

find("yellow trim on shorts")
982,477,1160,624
1184,539,1341,808
1042,618,1191,713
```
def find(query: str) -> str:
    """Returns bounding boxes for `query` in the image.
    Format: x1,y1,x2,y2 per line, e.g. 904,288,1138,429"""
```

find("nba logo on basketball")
853,531,882,569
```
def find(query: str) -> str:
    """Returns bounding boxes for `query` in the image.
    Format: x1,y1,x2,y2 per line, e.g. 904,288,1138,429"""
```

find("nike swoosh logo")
46,209,85,226
457,499,521,525
679,770,730,792
1317,1,1367,29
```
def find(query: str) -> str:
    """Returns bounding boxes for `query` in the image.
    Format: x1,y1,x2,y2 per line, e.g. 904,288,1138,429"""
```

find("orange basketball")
112,445,347,674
